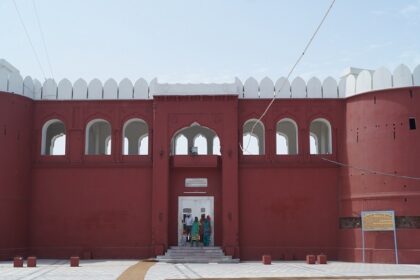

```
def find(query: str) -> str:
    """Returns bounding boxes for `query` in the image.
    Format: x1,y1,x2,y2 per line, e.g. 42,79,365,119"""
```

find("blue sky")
1,0,420,83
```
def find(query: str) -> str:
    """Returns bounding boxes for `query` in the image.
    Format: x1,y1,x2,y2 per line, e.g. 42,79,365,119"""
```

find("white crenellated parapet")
373,67,392,90
259,77,275,98
355,70,373,94
57,79,72,100
103,79,118,100
119,78,134,99
323,77,338,98
291,77,307,98
414,65,420,86
307,77,322,98
275,77,291,98
1,60,419,100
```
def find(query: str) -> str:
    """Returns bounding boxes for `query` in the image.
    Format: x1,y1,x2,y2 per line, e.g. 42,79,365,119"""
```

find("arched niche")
85,119,112,155
122,118,149,155
41,119,66,155
171,123,220,155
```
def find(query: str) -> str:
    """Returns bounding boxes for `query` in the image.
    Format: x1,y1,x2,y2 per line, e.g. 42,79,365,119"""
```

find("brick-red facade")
1,87,419,263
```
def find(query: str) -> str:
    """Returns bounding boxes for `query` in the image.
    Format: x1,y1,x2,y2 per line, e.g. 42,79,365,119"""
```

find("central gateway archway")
178,196,214,246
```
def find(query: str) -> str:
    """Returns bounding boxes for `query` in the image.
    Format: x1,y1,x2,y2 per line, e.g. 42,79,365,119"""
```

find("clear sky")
1,0,420,83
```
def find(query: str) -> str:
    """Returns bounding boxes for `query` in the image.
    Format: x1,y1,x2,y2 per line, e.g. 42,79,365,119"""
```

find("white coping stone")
0,68,9,91
152,79,240,97
243,77,259,99
119,78,133,99
8,72,23,95
412,64,420,86
73,78,88,99
345,74,356,97
275,77,291,98
356,70,372,94
338,78,346,98
34,79,42,100
307,77,322,98
393,64,413,88
291,77,306,98
322,76,338,98
42,79,57,100
134,78,149,99
88,78,103,99
373,66,393,90
235,77,244,98
103,78,118,99
23,76,35,98
259,77,274,99
57,79,73,100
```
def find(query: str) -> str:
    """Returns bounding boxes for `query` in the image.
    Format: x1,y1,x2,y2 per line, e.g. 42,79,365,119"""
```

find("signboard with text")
361,211,395,231
360,210,398,264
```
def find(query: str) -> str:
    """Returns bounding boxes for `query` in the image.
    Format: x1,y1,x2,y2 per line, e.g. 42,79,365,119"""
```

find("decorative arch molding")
85,119,112,155
170,122,220,155
276,118,298,155
122,118,149,155
41,119,66,155
309,118,332,155
242,119,265,155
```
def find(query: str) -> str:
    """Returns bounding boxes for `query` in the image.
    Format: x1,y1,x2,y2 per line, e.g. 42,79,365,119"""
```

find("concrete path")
145,261,420,280
0,259,138,280
2,260,420,279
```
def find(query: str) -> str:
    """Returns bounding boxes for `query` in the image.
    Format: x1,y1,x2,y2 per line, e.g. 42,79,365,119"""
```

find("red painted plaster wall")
0,92,33,260
29,100,153,259
338,87,420,263
237,99,343,260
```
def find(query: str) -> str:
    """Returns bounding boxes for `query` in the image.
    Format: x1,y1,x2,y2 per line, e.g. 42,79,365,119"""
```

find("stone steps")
156,246,240,263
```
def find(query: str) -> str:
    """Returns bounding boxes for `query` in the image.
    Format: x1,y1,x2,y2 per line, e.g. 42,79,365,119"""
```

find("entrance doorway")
178,196,214,246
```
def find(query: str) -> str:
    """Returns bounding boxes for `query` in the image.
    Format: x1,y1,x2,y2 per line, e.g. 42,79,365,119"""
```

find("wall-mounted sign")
361,211,395,231
185,178,208,188
361,210,398,264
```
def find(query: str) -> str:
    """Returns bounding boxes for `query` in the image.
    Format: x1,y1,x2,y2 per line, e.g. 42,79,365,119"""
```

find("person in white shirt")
185,214,194,244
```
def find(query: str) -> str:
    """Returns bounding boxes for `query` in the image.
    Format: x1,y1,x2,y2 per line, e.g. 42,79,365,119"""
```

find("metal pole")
362,227,365,263
394,227,399,264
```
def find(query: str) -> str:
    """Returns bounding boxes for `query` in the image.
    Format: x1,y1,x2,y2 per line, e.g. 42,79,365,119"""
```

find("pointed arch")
41,119,66,155
122,118,149,155
243,119,264,155
309,118,332,154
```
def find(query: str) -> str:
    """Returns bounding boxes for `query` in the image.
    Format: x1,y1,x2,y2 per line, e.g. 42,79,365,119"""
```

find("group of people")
182,213,212,247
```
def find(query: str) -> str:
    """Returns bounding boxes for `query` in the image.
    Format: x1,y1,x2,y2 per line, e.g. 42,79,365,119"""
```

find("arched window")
171,123,219,155
41,119,66,155
310,133,318,154
243,119,264,155
213,136,221,155
276,133,288,155
276,118,298,155
193,134,207,155
175,134,188,155
122,119,149,155
85,119,112,155
309,118,332,154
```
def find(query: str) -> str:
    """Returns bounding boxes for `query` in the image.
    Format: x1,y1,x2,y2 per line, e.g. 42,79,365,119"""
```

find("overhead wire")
12,0,47,81
32,0,55,79
322,158,420,181
240,0,337,154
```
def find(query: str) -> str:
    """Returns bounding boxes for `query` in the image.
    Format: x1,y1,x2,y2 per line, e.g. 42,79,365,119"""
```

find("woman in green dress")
191,217,201,247
203,215,212,247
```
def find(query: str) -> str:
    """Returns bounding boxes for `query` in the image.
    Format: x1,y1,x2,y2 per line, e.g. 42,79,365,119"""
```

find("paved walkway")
2,260,420,279
145,261,420,280
0,259,138,280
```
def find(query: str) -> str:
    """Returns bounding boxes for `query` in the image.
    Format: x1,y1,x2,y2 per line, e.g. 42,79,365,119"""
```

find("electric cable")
240,0,336,154
32,0,55,79
12,0,47,80
322,157,420,181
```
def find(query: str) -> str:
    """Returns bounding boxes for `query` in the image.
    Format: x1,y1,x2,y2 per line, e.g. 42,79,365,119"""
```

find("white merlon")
0,59,419,100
